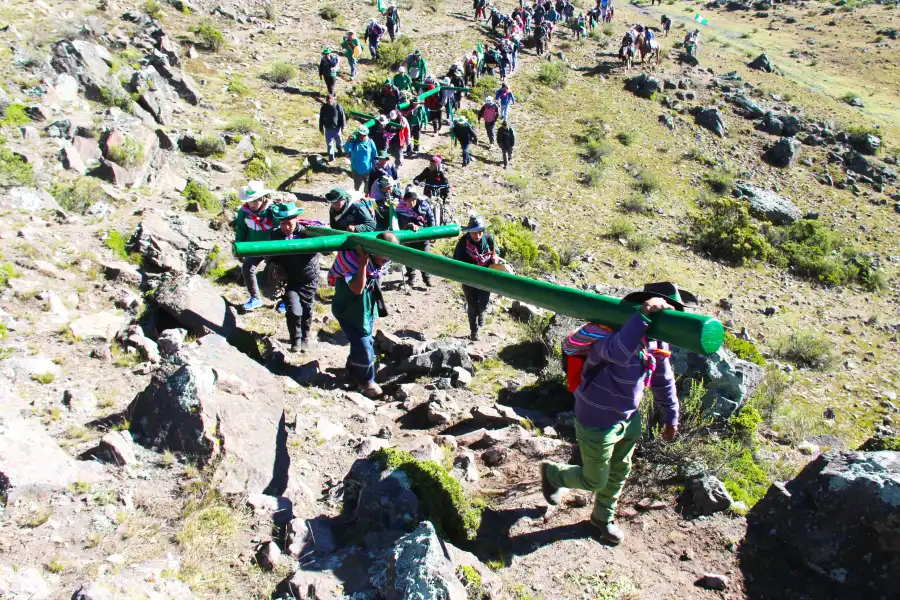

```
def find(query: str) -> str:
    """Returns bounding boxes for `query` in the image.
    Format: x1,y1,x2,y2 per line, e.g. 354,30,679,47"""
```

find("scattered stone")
99,430,137,466
316,418,347,441
100,260,142,286
690,475,733,515
765,137,801,168
696,573,729,591
69,311,127,341
0,566,51,600
733,182,801,224
796,440,820,455
157,328,187,357
0,187,61,212
695,107,728,137
452,450,479,483
669,346,765,418
255,541,282,571
482,447,508,466
748,53,773,72
625,73,661,99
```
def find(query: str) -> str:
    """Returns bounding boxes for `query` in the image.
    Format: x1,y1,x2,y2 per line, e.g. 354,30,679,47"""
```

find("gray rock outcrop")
733,182,802,224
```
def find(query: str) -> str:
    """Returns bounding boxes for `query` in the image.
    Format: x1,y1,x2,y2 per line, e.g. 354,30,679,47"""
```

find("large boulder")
746,451,900,596
0,187,61,212
128,214,217,273
625,74,661,99
695,107,728,138
747,53,774,72
764,137,801,168
128,334,287,496
153,274,237,338
369,521,469,600
0,379,105,501
669,346,765,419
50,40,113,100
733,182,802,224
724,93,764,119
149,54,202,105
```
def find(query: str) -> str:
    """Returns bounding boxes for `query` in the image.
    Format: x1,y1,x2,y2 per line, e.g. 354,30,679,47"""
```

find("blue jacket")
495,88,516,106
343,137,377,175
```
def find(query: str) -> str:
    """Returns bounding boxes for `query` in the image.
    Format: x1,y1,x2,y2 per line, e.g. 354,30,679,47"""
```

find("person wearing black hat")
396,188,436,291
268,203,320,352
327,187,377,232
540,282,694,546
452,215,498,340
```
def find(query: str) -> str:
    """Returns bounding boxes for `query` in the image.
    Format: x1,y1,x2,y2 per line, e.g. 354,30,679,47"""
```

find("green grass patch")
319,4,340,20
195,135,225,158
0,144,34,187
224,116,261,135
616,131,637,146
703,168,734,195
490,217,562,276
226,77,250,97
182,180,220,213
723,332,765,366
106,136,144,168
469,76,499,105
192,22,225,52
621,193,650,214
690,194,770,265
52,177,112,215
536,61,568,89
376,35,414,70
722,449,769,507
142,0,163,18
266,61,296,84
1,103,31,126
635,167,662,193
772,329,836,370
373,447,482,541
31,372,55,384
99,86,132,112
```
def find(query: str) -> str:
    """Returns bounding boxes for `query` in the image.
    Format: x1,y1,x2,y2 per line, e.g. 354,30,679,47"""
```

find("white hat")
485,97,494,104
239,180,274,202
377,115,388,124
398,66,406,73
389,109,399,119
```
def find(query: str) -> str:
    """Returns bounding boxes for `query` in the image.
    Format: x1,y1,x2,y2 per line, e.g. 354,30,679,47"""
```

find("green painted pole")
348,110,402,128
233,225,461,257
350,236,724,355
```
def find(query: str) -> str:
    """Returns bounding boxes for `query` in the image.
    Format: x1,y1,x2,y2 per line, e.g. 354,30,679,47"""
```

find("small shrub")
46,557,65,573
722,449,769,507
53,177,111,215
581,163,605,187
377,35,415,69
263,1,278,20
703,169,734,195
227,77,250,97
616,131,637,146
469,75,499,105
244,151,273,180
621,194,650,214
267,61,296,84
142,0,163,18
750,368,790,423
0,145,34,187
608,216,634,239
839,92,860,105
224,116,261,135
773,329,836,370
859,434,900,452
373,447,482,541
491,217,538,270
635,167,662,193
690,194,770,265
182,181,220,213
1,103,31,126
319,4,340,20
106,136,145,168
536,61,568,89
625,231,653,252
192,23,225,52
195,135,226,157
582,137,614,163
723,332,765,366
99,87,132,111
104,230,129,260
728,406,762,447
602,23,614,36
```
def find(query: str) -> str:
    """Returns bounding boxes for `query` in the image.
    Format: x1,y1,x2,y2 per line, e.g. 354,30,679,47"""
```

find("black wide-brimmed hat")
622,282,698,312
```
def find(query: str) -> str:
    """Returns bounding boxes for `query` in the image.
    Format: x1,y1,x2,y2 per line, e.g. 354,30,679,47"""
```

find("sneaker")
590,518,625,545
276,301,287,314
360,381,383,398
540,462,564,506
242,297,262,311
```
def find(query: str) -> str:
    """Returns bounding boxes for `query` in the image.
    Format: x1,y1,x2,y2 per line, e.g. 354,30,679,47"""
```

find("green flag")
694,13,708,25
477,42,483,55
377,0,386,13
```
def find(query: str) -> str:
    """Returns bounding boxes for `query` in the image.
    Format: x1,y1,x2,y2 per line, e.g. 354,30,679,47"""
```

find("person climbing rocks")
365,18,386,60
477,96,500,147
235,181,276,312
393,65,413,92
318,94,346,163
452,215,498,341
328,232,399,398
497,120,516,169
268,203,320,353
343,126,378,191
385,0,401,41
451,115,478,167
405,96,429,156
318,47,340,96
541,282,692,545
405,49,428,83
368,176,402,231
413,155,450,200
341,31,363,81
396,188,435,291
495,81,516,121
327,187,377,232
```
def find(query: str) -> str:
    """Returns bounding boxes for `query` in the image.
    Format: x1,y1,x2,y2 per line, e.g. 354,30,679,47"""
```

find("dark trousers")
284,280,316,343
323,76,336,96
484,120,496,145
429,109,441,133
463,285,490,335
352,171,369,191
501,146,513,168
409,125,421,153
390,142,404,166
404,241,432,284
387,23,397,41
460,140,472,166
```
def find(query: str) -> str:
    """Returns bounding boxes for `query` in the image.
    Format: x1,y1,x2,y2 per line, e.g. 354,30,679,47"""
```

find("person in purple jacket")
540,282,696,545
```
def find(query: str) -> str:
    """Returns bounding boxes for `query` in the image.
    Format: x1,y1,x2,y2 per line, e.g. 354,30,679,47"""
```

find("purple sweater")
574,312,679,430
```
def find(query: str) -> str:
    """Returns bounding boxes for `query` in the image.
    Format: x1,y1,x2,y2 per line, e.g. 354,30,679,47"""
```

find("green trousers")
546,413,642,524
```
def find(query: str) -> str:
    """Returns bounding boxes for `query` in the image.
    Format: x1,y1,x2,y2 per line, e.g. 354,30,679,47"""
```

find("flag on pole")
377,0,386,13
477,42,483,55
694,13,708,25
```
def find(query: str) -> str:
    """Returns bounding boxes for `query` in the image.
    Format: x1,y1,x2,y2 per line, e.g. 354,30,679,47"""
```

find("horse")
637,33,661,66
620,42,635,72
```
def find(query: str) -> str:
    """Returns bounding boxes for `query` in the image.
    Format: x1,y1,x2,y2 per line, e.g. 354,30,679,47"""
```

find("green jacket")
342,37,362,60
405,54,427,79
332,276,377,334
408,105,429,128
234,204,275,243
393,73,413,91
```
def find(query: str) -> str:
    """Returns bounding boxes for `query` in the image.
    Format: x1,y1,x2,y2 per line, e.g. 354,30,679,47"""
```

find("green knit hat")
325,188,350,203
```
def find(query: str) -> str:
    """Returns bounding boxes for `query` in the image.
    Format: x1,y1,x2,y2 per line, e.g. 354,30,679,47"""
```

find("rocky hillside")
1,0,899,598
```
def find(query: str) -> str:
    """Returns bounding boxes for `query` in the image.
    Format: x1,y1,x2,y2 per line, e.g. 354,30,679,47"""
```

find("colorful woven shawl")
240,204,273,230
395,199,424,224
327,249,390,287
562,322,672,387
465,236,493,266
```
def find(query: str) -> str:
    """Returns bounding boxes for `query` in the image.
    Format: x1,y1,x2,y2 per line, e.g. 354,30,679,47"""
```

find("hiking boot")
242,296,262,311
470,330,479,342
540,462,564,506
360,381,383,398
590,518,625,545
